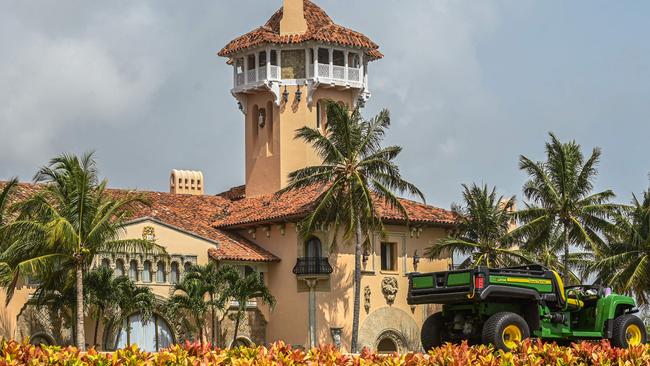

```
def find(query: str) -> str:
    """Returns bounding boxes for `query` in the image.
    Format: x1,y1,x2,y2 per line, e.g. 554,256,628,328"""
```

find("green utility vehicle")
407,265,647,351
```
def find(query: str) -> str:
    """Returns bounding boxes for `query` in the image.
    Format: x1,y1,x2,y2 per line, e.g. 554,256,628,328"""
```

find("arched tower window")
266,101,274,155
304,237,323,258
251,105,259,139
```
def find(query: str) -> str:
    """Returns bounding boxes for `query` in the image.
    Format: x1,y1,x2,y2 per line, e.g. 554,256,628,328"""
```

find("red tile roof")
218,0,383,61
0,182,280,263
212,185,458,229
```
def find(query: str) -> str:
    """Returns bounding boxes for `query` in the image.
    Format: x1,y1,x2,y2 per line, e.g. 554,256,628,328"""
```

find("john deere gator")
407,265,647,351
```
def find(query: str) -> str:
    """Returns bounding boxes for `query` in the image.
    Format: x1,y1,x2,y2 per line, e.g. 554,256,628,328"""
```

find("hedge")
1,339,649,365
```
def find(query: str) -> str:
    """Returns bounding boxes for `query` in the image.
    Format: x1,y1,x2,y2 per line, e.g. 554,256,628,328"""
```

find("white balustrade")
270,65,280,80
317,63,330,78
332,65,345,80
348,68,360,82
246,69,257,83
234,61,364,88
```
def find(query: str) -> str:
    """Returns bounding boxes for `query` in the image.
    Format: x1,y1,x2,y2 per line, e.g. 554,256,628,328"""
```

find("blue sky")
1,0,649,210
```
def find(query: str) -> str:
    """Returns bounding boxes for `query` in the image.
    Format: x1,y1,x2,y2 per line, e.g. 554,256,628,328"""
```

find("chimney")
170,170,204,195
280,0,308,35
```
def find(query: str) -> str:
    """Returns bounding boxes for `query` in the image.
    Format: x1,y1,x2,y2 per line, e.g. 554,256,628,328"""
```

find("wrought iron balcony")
292,257,333,276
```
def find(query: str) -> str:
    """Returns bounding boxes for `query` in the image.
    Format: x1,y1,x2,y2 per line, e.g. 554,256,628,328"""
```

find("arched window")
251,105,259,139
101,258,110,269
115,259,125,277
304,237,322,258
376,337,398,354
142,261,152,283
129,260,138,281
156,261,166,283
116,313,174,352
170,262,179,284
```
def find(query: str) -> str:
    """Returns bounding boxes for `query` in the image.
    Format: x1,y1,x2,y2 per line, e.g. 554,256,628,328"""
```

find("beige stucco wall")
244,87,356,197
0,220,224,348
238,222,451,352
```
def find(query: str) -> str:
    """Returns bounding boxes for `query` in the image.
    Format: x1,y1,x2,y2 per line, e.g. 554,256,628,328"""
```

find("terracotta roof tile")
212,185,458,228
219,0,382,60
0,182,280,263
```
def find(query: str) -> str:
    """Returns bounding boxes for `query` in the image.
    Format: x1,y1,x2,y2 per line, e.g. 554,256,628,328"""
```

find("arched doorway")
29,332,54,346
231,336,253,348
374,329,406,354
376,337,398,354
115,313,174,352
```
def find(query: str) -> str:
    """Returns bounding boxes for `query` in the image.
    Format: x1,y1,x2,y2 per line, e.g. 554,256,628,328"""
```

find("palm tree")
591,188,650,305
84,266,119,348
514,133,617,284
166,275,215,345
0,178,19,287
425,184,528,268
520,224,593,283
227,272,275,346
183,263,237,345
113,276,156,347
0,153,165,350
279,101,423,352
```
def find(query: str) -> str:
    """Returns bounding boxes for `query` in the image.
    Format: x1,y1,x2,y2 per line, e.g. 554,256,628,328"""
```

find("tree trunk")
198,317,204,346
351,216,362,353
93,308,102,349
232,308,242,347
75,263,86,351
211,294,215,346
563,228,570,284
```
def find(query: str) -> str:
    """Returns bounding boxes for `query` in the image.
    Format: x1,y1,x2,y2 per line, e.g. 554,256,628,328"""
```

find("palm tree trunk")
75,263,86,351
232,308,242,347
93,308,102,349
563,228,570,284
211,294,215,346
351,216,362,353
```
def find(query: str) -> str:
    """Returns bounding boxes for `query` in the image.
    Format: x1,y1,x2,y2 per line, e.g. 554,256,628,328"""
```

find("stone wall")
218,307,267,347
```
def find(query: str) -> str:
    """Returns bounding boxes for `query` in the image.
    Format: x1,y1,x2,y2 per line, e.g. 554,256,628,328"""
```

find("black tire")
421,312,447,351
611,314,647,348
482,312,530,351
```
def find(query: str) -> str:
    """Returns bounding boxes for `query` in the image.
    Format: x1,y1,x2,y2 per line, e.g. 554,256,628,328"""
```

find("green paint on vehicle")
447,272,471,286
412,276,434,289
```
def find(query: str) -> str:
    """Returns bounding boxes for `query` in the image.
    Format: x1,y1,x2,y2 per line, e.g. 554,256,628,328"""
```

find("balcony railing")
234,64,362,88
292,257,333,276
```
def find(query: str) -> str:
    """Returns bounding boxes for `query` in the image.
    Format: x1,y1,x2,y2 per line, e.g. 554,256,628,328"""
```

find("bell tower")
219,0,382,197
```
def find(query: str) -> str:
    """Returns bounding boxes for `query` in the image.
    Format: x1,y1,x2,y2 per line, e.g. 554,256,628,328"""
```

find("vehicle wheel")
421,312,448,351
482,312,530,351
611,314,647,348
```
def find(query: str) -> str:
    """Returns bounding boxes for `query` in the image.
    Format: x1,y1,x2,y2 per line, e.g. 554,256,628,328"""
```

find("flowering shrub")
1,339,650,365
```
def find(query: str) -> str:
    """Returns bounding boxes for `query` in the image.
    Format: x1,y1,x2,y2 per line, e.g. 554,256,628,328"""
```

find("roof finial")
280,0,308,35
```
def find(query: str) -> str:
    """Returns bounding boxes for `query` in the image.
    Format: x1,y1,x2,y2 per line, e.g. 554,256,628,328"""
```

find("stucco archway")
358,307,421,352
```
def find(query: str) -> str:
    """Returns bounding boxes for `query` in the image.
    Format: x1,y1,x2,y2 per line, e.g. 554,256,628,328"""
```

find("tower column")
244,56,249,84
328,48,333,78
255,52,260,82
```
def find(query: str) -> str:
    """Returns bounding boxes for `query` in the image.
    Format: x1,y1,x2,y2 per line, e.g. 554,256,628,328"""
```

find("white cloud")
0,3,163,166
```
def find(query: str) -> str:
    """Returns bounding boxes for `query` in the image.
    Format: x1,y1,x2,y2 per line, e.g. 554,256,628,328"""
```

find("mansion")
0,0,456,353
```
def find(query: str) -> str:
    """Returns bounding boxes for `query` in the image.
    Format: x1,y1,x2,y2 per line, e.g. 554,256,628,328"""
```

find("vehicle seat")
551,271,583,311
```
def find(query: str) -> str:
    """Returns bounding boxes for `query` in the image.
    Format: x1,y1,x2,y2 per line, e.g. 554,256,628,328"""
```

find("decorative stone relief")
142,226,155,241
364,285,371,313
381,277,398,305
